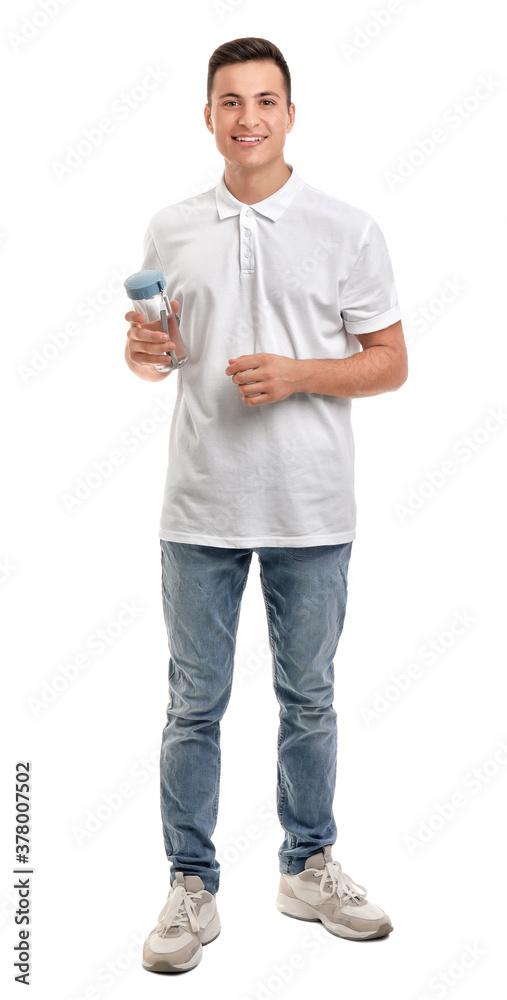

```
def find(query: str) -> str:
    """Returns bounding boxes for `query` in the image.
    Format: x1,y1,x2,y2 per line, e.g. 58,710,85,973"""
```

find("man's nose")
237,107,262,126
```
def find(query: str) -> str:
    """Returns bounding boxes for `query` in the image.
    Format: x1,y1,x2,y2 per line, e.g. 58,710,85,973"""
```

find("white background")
1,0,506,997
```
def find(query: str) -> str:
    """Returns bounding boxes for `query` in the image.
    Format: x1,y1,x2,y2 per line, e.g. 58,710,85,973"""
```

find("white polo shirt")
135,162,401,548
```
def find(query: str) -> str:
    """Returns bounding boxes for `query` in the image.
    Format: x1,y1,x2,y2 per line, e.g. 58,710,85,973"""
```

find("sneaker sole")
276,892,393,940
142,912,221,972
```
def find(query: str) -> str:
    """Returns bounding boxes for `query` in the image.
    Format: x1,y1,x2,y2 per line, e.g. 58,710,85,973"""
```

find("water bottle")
124,268,188,373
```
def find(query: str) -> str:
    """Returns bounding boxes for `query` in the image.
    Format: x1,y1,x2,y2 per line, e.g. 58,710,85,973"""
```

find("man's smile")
233,135,268,145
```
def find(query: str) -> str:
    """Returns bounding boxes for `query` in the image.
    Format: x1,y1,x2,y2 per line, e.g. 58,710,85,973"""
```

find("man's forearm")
124,341,171,383
294,345,407,398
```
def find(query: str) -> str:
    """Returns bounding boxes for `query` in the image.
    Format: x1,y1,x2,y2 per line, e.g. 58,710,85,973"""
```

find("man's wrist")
292,358,315,394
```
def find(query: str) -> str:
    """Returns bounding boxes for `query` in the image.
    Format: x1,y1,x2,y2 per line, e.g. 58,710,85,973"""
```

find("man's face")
205,60,295,171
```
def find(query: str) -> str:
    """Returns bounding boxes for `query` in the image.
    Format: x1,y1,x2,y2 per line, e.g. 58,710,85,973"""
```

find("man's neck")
223,159,292,205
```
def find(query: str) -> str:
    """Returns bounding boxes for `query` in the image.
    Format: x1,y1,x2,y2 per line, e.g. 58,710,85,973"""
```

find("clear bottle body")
155,292,188,373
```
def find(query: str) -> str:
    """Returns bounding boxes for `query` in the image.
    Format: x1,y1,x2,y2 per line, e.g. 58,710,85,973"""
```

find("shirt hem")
158,528,356,548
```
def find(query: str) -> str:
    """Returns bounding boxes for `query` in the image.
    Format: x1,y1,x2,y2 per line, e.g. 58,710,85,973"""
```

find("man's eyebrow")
217,91,281,99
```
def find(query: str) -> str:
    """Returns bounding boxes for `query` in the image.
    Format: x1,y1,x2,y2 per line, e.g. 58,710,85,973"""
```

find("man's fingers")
125,311,146,325
131,340,176,356
125,311,162,330
131,351,175,366
126,320,173,357
131,328,173,346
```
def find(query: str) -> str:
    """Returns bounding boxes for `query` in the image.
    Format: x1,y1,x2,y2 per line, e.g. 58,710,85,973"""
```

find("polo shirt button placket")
241,209,254,275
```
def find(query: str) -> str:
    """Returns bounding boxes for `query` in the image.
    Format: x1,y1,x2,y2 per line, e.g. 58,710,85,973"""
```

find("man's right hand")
125,302,180,368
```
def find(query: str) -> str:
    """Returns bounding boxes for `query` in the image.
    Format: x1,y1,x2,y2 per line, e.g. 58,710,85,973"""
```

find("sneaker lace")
157,884,204,936
311,860,367,905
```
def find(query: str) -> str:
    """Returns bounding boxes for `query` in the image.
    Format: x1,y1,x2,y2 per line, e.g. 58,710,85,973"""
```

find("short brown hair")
207,37,291,112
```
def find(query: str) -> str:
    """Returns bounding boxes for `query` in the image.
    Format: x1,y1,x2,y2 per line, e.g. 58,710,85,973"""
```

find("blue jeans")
159,539,353,895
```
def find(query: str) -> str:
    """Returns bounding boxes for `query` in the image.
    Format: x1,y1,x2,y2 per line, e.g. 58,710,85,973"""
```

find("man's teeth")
235,136,264,142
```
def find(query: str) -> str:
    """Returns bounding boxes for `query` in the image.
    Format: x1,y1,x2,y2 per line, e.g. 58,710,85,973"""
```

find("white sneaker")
277,846,393,940
143,872,221,972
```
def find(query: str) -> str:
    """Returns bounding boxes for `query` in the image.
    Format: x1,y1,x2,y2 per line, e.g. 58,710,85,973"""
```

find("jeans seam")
211,562,250,828
212,720,220,828
258,570,288,828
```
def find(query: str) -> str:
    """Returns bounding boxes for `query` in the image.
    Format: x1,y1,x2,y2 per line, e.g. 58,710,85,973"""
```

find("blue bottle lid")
124,268,166,300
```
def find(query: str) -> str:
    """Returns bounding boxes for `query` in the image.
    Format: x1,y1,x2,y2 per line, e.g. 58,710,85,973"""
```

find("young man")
125,37,408,974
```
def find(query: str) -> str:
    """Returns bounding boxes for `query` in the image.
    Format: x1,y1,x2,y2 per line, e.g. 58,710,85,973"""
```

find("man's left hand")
225,353,300,406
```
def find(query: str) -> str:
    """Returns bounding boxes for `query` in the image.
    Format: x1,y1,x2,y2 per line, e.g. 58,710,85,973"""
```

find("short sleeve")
340,218,401,334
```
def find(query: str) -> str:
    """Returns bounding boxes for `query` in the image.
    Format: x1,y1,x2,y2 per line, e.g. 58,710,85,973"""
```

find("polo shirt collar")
215,162,304,222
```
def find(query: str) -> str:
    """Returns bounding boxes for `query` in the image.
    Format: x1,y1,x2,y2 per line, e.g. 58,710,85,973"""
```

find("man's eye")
223,100,274,106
